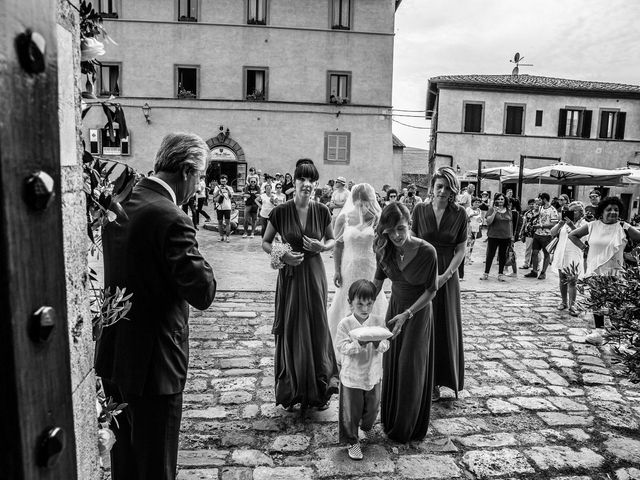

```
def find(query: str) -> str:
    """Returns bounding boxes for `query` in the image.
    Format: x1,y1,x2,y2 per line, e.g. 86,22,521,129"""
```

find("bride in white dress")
327,183,389,359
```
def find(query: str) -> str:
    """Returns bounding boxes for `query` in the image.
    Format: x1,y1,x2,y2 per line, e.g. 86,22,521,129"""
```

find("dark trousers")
181,197,197,225
339,383,381,445
531,233,552,274
485,237,511,274
103,380,183,480
260,216,269,238
196,197,210,223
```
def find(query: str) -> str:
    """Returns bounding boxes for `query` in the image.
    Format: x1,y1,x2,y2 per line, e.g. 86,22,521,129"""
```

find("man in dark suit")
95,132,217,480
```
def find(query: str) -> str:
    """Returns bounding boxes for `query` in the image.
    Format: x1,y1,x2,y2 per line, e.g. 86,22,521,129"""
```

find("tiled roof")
392,134,406,148
430,74,640,94
426,74,640,118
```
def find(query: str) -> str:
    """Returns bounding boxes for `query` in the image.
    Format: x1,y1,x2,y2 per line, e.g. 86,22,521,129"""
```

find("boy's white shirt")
335,313,389,391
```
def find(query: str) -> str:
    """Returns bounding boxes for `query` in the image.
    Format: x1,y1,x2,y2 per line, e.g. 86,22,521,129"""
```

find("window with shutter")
559,108,587,137
328,71,351,104
331,0,351,29
98,63,121,97
178,0,198,21
176,66,199,98
324,132,351,163
244,67,268,101
598,110,626,140
247,0,268,24
504,104,525,135
535,110,543,127
88,128,130,156
98,0,119,18
463,102,483,133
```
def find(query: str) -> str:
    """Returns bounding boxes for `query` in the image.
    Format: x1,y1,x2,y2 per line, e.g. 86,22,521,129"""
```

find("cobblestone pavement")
176,290,640,480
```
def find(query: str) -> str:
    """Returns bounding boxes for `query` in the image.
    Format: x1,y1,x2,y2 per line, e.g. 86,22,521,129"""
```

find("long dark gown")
375,241,438,442
412,202,467,395
269,200,339,408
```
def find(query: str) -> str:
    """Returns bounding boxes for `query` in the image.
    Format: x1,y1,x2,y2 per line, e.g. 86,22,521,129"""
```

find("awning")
501,162,635,186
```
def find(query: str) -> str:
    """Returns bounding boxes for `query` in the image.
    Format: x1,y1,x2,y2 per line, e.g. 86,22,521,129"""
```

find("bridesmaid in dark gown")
262,159,339,410
412,167,467,399
373,203,438,442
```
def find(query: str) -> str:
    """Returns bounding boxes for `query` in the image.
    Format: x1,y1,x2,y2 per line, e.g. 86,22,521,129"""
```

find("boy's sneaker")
537,272,546,280
242,233,248,238
507,272,517,278
520,264,530,269
497,273,507,282
250,233,255,238
585,328,605,346
347,443,363,461
524,271,538,278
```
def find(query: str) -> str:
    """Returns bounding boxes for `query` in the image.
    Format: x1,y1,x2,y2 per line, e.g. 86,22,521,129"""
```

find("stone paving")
176,289,640,480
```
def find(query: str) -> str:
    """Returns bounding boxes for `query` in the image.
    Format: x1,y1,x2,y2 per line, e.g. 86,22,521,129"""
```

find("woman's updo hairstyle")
374,202,411,267
595,196,624,220
294,158,319,182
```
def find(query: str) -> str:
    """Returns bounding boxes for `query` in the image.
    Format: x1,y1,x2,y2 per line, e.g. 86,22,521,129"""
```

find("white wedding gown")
327,224,389,359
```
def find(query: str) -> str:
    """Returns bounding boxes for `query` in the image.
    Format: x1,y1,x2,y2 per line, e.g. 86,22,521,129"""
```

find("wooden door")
0,0,78,478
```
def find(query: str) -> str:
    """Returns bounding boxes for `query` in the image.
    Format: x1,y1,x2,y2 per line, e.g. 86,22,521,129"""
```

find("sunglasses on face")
389,194,397,198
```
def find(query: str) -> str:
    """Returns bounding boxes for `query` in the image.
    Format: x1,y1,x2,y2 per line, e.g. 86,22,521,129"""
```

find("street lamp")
142,103,151,124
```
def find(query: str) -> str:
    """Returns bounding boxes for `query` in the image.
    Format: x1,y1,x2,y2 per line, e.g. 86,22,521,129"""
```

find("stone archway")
205,131,247,190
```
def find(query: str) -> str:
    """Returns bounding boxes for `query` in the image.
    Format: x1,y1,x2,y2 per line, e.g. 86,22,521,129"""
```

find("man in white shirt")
457,183,475,209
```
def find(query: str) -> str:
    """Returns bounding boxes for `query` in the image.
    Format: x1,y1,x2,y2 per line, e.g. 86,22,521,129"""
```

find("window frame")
535,110,543,127
243,66,269,101
96,62,122,97
503,103,526,135
462,101,484,133
176,0,200,22
324,131,351,164
327,70,352,104
174,64,200,99
247,0,269,25
564,108,584,137
597,108,628,140
97,0,120,18
329,0,353,30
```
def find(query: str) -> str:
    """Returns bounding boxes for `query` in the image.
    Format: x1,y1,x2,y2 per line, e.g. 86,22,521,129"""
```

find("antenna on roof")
509,52,533,77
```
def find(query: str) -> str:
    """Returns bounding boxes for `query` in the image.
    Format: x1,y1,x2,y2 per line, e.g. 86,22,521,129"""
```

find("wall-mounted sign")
211,146,237,162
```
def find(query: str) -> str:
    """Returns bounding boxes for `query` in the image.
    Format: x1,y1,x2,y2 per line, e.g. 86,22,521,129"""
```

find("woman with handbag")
480,192,513,282
261,159,339,412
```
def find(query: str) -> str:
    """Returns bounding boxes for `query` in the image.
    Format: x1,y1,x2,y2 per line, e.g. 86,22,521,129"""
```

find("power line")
392,119,431,129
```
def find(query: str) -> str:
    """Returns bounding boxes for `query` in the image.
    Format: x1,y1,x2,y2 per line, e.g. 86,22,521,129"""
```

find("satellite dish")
509,52,533,77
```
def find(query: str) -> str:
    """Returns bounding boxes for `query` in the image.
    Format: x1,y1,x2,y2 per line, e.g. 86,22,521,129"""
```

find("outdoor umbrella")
502,162,633,186
479,165,533,180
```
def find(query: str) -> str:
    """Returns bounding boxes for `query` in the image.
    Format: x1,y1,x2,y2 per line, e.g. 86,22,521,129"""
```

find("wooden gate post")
0,1,78,478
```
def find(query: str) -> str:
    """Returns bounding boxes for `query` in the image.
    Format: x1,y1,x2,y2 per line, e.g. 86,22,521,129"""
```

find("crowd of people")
100,132,640,477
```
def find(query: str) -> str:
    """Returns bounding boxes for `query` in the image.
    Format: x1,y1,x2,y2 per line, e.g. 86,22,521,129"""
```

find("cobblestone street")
176,287,640,479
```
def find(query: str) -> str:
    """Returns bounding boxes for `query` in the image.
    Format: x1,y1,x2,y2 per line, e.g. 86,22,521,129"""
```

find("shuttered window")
248,0,267,24
331,0,351,29
598,110,626,140
463,102,483,133
324,132,351,163
178,0,198,21
504,105,525,135
558,108,592,138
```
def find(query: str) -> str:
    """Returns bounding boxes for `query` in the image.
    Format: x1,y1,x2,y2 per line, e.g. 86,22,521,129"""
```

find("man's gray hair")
154,132,209,173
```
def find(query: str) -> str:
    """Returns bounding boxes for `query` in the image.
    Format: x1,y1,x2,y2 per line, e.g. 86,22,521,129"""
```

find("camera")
561,209,573,221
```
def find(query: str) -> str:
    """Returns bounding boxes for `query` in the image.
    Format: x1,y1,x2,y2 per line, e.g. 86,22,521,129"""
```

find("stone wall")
57,1,100,478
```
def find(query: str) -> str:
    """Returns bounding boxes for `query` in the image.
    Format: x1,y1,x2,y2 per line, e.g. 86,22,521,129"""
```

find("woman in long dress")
262,159,339,410
411,167,467,400
327,183,388,360
373,202,438,442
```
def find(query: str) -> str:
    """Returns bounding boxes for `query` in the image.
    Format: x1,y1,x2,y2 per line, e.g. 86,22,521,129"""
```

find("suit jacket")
95,178,216,395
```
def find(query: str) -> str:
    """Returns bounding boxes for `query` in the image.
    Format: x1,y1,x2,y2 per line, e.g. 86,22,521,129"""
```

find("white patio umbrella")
502,162,633,186
479,165,533,180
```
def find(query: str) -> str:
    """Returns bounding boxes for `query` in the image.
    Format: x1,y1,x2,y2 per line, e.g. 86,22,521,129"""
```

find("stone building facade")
81,0,403,190
426,74,640,216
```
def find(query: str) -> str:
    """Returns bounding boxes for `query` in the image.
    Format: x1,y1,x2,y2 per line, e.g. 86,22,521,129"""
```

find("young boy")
334,280,389,461
465,197,483,264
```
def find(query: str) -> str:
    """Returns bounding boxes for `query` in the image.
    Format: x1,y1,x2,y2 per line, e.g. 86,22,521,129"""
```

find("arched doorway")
205,131,246,191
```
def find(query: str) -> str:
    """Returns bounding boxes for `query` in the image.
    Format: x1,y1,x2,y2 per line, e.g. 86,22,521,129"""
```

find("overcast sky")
392,0,640,149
